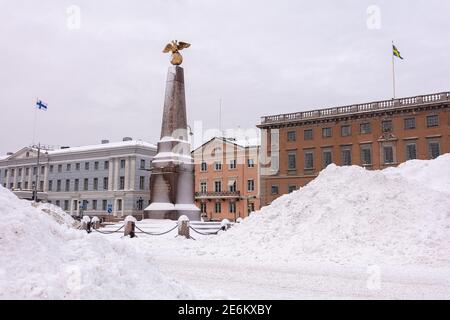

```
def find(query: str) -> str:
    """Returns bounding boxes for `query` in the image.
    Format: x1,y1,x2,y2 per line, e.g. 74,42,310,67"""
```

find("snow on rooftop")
48,140,157,155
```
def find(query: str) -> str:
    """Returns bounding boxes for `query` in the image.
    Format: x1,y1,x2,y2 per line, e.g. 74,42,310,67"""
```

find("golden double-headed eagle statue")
163,40,191,65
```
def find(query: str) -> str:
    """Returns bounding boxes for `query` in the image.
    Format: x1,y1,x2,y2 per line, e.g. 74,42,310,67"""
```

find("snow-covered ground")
1,155,449,299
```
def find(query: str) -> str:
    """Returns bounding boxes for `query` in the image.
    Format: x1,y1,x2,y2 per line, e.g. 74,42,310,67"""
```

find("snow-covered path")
150,254,450,299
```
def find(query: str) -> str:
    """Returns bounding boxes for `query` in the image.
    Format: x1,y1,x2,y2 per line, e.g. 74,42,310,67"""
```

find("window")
200,203,206,214
57,165,62,173
94,162,99,170
64,200,69,211
406,143,417,161
33,167,37,175
65,179,70,192
201,162,207,171
93,178,98,190
382,120,393,132
215,202,221,213
360,123,371,134
104,161,109,170
140,159,146,169
119,176,125,190
117,199,122,211
288,185,297,193
288,152,296,170
4,169,7,177
102,200,107,211
40,166,45,175
322,150,333,168
55,200,60,207
247,179,255,192
341,148,352,166
85,162,89,170
200,181,207,193
48,180,53,191
26,167,30,176
229,202,236,213
66,164,71,171
92,200,97,211
25,181,28,189
228,179,237,192
75,163,80,171
214,180,222,192
57,180,61,192
103,177,108,190
73,200,78,211
10,183,13,189
361,145,372,165
304,129,313,140
247,159,255,168
120,159,126,169
214,162,222,171
404,118,416,130
82,200,88,210
17,182,22,190
426,115,439,128
18,168,22,177
383,146,394,164
11,169,15,177
48,166,53,174
341,125,351,137
271,185,279,195
322,127,332,138
229,159,236,170
74,179,79,191
287,131,296,142
139,176,145,190
84,178,89,191
428,141,440,159
304,151,314,169
248,203,255,214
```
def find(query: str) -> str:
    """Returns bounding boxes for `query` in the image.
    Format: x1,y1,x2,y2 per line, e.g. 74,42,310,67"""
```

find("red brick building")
257,92,450,205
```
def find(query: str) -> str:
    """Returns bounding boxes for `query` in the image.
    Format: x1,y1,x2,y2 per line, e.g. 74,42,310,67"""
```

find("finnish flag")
36,99,48,111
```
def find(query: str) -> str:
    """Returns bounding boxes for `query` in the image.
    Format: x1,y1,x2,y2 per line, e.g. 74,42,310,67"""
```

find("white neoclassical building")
0,138,156,219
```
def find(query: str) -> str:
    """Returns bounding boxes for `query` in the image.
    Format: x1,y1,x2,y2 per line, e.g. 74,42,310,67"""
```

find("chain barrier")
189,225,223,236
92,224,125,234
135,224,178,236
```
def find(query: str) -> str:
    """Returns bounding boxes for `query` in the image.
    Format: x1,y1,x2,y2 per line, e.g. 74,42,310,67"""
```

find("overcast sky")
1,0,450,155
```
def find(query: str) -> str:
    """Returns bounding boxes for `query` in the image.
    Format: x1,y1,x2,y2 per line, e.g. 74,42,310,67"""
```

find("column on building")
12,167,17,189
113,158,120,191
129,157,136,191
5,167,10,188
43,165,49,192
108,158,114,191
21,166,26,189
124,157,130,190
27,166,32,190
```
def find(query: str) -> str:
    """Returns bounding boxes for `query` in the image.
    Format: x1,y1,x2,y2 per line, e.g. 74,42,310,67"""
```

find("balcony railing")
195,191,241,198
260,92,450,125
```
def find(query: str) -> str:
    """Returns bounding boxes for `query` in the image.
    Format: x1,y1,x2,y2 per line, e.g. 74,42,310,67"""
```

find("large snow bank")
206,154,450,267
0,186,194,299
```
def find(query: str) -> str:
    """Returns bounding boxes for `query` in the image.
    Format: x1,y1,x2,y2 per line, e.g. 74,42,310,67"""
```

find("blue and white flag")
36,99,48,111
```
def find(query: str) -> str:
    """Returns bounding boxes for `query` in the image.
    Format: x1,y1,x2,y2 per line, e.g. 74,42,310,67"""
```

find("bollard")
177,215,190,239
82,216,91,233
124,215,137,238
221,218,231,231
91,216,100,229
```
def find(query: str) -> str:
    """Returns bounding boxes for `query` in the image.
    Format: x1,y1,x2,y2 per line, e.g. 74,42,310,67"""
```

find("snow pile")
0,186,194,299
34,202,79,228
206,154,450,267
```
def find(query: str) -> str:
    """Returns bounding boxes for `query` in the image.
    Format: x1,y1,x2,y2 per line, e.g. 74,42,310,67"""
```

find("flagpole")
392,41,396,99
32,98,38,145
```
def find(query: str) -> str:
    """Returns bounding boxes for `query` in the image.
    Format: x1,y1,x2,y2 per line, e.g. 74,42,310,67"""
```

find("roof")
47,140,157,155
191,136,260,154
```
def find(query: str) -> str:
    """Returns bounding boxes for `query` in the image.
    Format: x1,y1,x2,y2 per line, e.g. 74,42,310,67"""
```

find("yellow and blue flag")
393,44,403,60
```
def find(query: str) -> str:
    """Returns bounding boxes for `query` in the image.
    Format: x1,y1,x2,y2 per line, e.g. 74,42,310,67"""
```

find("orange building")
192,137,260,221
257,91,450,205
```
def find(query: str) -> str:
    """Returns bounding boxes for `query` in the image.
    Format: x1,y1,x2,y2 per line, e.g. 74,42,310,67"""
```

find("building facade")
257,91,450,205
192,137,260,222
0,139,157,219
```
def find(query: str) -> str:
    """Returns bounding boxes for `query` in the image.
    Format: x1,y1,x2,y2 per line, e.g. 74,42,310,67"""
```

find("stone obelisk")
144,41,200,221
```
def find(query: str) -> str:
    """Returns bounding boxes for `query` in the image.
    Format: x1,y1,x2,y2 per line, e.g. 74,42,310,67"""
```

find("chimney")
123,137,132,142
101,139,109,144
6,152,13,155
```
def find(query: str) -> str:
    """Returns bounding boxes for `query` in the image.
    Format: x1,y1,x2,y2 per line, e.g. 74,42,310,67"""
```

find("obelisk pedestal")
144,66,200,221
